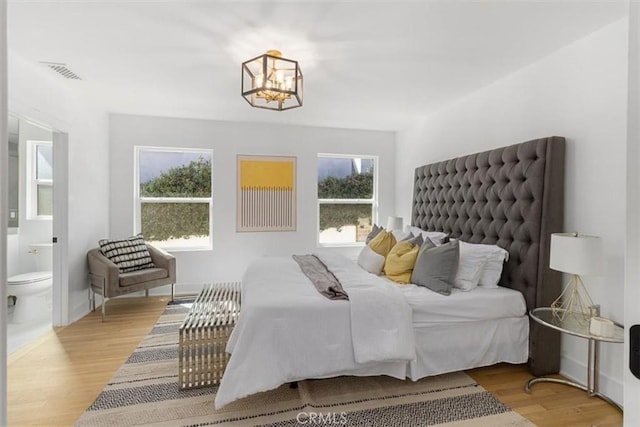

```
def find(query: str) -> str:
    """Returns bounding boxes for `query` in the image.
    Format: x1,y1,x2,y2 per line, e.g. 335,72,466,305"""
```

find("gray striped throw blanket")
292,254,349,300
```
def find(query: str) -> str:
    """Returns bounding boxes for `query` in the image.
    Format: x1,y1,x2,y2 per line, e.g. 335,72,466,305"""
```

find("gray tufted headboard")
412,137,564,376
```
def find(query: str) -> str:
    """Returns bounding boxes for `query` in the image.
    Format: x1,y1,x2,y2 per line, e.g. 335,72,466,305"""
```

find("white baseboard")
68,283,209,324
147,282,205,296
70,301,90,325
560,354,623,407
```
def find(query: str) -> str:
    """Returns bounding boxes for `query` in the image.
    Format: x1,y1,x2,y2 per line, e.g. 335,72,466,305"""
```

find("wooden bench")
178,282,241,390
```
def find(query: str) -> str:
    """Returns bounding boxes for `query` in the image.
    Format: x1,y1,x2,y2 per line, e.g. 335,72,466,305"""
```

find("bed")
215,136,565,409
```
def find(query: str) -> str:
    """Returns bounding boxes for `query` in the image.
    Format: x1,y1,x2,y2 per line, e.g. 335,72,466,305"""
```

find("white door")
52,131,69,326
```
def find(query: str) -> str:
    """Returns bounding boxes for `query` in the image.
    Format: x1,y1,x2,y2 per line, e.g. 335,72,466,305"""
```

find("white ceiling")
8,1,628,131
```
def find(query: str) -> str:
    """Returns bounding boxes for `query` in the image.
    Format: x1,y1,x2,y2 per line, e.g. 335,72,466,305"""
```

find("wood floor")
7,296,623,426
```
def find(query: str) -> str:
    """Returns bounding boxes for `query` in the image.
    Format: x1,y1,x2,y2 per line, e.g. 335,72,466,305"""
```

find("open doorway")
6,114,68,353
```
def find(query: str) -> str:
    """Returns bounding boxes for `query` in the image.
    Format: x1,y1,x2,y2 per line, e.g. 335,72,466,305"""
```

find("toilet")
8,243,53,324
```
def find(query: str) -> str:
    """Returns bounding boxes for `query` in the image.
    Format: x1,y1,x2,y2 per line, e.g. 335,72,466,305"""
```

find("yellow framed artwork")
237,155,296,232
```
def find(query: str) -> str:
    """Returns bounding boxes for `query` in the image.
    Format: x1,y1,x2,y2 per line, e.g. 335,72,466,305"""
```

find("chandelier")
241,50,303,111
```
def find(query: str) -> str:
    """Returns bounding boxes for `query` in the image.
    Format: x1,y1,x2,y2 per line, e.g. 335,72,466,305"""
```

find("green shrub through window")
136,148,213,250
317,155,376,245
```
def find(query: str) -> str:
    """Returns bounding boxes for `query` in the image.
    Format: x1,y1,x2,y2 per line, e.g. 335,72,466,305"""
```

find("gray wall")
625,2,640,423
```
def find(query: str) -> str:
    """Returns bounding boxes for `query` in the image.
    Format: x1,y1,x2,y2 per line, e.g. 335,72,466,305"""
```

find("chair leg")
171,283,175,302
145,289,149,298
101,297,109,322
101,282,107,322
89,287,96,312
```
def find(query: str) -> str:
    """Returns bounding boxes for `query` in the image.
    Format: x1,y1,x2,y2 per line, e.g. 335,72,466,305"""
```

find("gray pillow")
402,233,424,247
365,224,383,244
410,240,459,296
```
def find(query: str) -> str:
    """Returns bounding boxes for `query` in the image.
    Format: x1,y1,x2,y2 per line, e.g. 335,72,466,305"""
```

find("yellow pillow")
384,241,420,284
368,230,397,257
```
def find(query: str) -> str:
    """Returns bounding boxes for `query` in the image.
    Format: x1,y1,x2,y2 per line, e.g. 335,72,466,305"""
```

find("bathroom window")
317,154,377,246
27,141,53,219
134,146,213,251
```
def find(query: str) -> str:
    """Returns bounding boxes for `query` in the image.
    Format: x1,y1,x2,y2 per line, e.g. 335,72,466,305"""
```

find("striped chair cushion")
99,235,155,273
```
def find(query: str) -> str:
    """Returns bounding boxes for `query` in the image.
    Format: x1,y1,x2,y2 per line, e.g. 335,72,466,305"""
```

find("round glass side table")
525,307,623,412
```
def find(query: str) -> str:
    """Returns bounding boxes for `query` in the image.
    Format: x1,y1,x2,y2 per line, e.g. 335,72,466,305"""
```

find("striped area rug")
76,298,535,427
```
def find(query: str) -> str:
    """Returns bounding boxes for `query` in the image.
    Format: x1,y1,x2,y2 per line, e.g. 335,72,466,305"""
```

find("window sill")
317,242,366,248
25,216,53,221
161,246,213,253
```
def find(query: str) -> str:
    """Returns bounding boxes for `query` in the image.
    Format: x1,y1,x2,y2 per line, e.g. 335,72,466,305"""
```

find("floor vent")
40,62,82,80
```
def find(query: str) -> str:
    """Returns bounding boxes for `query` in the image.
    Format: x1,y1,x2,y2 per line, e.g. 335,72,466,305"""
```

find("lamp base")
551,274,595,325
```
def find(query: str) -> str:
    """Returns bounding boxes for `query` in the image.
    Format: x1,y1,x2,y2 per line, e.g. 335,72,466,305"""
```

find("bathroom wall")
6,235,19,277
5,119,53,277
8,115,18,229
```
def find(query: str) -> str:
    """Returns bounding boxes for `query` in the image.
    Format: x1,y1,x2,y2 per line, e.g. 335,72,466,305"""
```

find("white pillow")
404,225,448,244
453,243,487,291
357,245,386,275
458,241,509,288
391,229,411,241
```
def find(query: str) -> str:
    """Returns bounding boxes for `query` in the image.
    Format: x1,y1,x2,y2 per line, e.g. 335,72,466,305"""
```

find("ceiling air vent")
40,62,82,80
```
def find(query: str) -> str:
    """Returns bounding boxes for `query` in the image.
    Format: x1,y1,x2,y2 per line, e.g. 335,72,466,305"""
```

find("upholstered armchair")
87,243,176,321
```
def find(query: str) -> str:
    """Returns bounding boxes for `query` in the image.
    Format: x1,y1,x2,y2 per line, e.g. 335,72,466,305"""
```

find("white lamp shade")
386,216,404,231
549,233,603,276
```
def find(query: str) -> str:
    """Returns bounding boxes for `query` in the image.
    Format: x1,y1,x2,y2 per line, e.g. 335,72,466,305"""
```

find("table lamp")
549,232,603,322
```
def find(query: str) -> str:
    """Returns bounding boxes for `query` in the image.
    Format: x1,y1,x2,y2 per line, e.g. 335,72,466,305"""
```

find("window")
27,140,53,219
135,147,213,251
317,154,377,245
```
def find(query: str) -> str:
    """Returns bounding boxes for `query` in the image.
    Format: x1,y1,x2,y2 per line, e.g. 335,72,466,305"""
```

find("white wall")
109,114,395,292
625,3,640,425
395,19,628,405
6,234,17,277
9,51,110,324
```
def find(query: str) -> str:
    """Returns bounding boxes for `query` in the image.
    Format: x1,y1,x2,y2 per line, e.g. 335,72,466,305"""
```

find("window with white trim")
135,147,213,251
27,140,53,219
317,154,377,246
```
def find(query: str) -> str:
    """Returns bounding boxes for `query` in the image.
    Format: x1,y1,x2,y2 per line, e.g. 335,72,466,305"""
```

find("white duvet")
214,252,415,409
